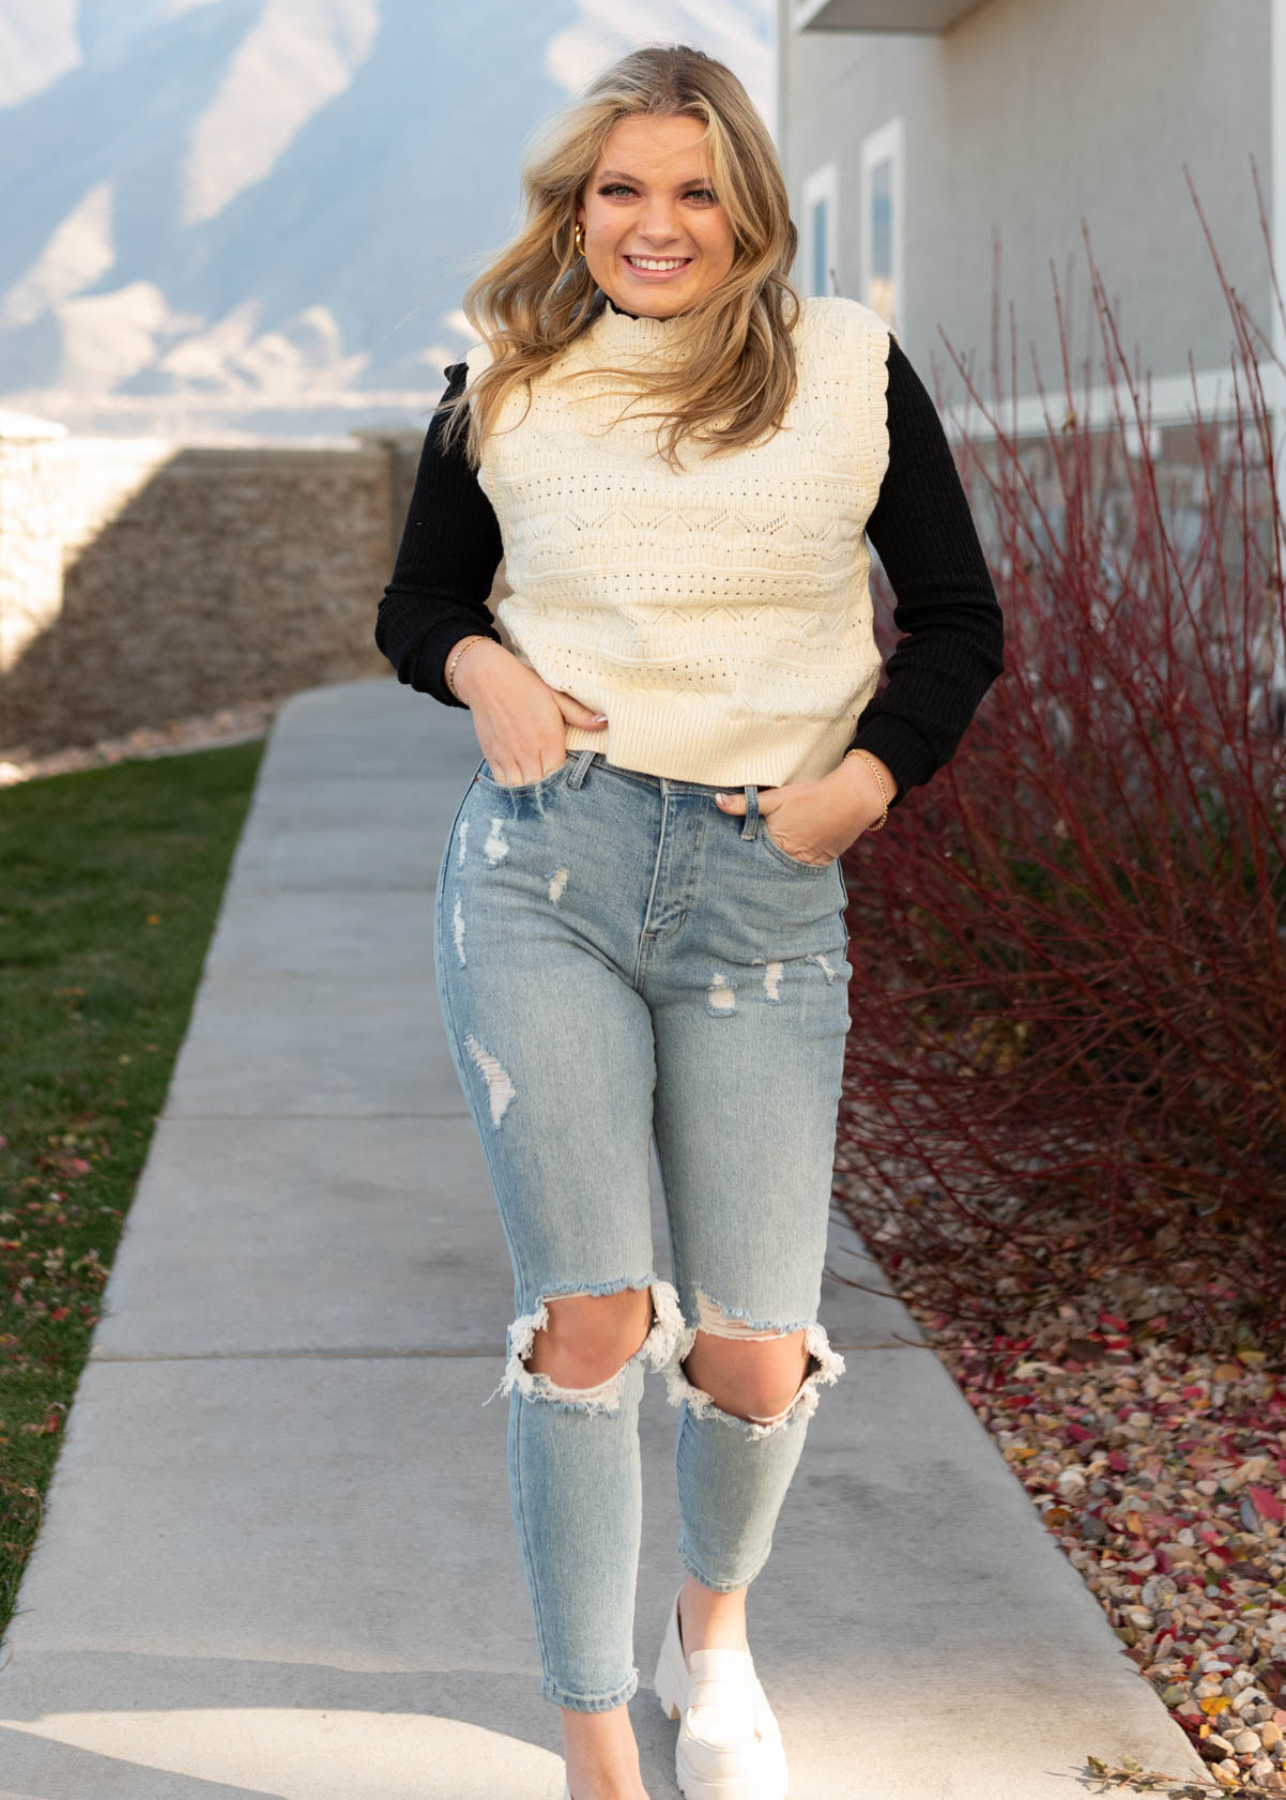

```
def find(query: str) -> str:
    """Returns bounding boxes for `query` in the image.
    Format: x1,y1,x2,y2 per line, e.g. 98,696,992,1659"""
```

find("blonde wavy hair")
436,43,803,475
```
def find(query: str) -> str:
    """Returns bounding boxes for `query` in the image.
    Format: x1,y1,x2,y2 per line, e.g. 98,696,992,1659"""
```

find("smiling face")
575,113,737,320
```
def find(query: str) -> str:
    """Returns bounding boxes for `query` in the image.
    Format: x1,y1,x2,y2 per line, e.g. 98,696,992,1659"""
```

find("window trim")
801,161,840,297
860,116,905,337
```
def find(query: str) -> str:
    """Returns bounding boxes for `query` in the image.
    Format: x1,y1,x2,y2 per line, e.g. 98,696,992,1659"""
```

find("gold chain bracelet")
444,634,491,702
842,748,890,831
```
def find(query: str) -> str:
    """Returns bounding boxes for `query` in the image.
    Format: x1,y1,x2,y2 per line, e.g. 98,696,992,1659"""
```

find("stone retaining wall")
0,423,511,761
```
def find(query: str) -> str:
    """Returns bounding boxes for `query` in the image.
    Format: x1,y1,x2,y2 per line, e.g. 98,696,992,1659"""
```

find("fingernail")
591,713,607,722
714,793,727,804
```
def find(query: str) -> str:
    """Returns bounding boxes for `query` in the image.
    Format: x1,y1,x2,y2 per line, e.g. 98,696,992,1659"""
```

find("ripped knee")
663,1289,846,1439
687,1323,810,1425
485,1278,684,1415
530,1287,654,1389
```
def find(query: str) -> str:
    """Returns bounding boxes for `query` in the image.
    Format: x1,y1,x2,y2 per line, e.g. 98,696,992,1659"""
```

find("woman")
375,43,1004,1800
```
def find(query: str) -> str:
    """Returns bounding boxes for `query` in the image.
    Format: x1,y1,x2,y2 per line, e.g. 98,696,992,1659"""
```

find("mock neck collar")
587,290,685,354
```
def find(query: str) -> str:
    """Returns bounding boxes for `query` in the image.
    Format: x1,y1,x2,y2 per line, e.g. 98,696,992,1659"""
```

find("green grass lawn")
0,741,264,1646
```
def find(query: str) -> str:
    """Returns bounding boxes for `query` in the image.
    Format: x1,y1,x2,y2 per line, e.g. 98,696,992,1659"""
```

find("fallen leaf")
1248,1484,1284,1523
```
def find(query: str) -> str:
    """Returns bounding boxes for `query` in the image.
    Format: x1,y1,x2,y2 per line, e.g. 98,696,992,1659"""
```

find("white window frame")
801,162,839,297
860,117,905,337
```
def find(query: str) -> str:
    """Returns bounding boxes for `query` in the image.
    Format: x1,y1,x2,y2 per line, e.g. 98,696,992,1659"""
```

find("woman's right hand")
452,639,607,784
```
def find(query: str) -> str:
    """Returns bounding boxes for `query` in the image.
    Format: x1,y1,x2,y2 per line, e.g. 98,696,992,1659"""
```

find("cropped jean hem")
544,1668,640,1712
676,1535,775,1595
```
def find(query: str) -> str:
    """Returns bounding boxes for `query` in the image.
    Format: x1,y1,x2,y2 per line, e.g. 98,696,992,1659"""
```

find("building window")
860,118,904,334
802,162,838,296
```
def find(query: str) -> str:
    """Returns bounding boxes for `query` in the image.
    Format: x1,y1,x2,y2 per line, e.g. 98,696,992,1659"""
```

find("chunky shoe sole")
653,1590,789,1800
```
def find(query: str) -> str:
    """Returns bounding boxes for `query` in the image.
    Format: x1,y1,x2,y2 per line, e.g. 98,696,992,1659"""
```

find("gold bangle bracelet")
843,748,889,831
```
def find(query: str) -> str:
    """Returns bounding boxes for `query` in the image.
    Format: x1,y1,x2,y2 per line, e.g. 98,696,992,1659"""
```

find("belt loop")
567,747,595,790
740,783,760,840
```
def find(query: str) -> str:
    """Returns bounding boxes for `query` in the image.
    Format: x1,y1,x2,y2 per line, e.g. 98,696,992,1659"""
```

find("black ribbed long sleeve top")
374,298,1005,809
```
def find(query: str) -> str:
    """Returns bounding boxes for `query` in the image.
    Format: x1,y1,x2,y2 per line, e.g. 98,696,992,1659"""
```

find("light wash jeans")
433,746,854,1712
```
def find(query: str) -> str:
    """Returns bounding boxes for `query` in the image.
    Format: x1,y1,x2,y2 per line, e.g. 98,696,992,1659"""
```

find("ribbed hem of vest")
562,695,876,788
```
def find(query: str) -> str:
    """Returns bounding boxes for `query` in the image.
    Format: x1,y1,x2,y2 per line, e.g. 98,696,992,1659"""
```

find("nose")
637,197,683,244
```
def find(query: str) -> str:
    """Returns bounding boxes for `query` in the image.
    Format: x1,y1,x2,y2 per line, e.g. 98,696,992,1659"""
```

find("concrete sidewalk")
0,678,1206,1799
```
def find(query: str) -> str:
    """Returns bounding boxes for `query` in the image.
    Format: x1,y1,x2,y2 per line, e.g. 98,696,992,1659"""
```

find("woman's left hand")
714,753,897,865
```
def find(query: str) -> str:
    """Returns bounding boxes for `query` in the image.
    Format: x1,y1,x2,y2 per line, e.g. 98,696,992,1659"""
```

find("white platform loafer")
653,1586,789,1800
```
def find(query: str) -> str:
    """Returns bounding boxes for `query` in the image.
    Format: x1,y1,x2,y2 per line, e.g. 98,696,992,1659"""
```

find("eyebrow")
596,169,714,188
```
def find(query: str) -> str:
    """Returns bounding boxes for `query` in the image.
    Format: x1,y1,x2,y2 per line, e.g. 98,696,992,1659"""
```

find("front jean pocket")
758,821,837,876
474,752,573,793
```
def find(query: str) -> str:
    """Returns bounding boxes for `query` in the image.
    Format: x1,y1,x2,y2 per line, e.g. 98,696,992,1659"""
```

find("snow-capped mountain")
0,0,771,440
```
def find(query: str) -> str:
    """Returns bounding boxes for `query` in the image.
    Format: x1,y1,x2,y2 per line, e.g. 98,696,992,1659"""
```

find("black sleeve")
847,335,1006,807
373,362,506,708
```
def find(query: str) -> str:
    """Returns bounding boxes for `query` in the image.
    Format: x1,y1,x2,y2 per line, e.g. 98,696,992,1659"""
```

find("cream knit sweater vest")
462,293,893,787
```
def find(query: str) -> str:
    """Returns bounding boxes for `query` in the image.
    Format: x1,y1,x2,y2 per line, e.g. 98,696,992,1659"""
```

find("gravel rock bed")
835,1172,1286,1794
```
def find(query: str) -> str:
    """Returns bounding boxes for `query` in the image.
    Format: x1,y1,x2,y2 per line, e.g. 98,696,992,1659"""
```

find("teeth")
627,256,689,270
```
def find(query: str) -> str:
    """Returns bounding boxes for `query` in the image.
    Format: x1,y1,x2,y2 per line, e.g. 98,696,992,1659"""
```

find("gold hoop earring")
573,219,585,257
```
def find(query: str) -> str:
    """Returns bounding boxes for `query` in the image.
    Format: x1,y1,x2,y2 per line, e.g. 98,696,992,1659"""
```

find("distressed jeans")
433,746,854,1711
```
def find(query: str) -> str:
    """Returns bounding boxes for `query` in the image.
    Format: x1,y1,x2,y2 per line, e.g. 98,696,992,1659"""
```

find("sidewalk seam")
85,1339,926,1364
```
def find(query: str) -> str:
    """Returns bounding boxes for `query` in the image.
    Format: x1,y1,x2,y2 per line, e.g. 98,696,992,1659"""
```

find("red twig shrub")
835,169,1286,1354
